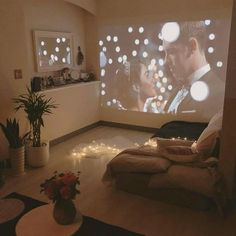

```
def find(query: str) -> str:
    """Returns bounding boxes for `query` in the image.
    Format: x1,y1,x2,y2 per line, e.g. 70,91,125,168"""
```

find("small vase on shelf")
53,199,76,225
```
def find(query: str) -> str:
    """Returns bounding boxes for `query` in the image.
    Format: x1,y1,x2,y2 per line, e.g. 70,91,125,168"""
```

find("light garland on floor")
70,140,125,159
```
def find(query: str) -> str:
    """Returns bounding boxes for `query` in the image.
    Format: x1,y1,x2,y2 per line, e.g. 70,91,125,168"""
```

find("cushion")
109,153,171,173
151,121,208,140
156,137,194,148
192,110,223,156
161,145,201,163
148,165,216,197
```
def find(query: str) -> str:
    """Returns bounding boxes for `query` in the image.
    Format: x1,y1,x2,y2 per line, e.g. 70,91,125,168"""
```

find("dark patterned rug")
0,192,144,236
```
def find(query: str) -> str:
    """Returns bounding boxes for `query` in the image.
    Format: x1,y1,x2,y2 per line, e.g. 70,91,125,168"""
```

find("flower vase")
53,199,76,225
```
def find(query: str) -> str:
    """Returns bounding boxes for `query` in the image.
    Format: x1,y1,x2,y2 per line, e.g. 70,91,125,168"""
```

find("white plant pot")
9,146,25,176
28,142,49,167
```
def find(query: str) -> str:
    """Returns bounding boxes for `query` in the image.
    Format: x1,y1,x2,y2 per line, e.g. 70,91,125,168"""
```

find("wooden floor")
1,126,236,236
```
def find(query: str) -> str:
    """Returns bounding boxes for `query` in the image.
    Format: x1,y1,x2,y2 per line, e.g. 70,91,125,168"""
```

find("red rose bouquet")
40,171,80,202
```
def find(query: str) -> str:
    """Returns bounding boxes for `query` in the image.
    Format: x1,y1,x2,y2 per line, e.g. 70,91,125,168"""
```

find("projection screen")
99,19,230,119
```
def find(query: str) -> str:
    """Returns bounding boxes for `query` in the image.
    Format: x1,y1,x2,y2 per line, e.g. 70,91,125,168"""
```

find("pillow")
156,137,194,148
192,131,219,156
109,153,171,173
161,146,201,163
192,110,222,156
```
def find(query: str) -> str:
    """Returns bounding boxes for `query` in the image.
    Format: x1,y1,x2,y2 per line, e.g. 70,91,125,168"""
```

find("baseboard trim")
50,120,156,146
50,121,101,146
99,120,157,133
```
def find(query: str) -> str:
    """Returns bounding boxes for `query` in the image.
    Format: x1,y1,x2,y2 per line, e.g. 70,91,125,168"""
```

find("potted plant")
0,118,29,175
13,87,57,167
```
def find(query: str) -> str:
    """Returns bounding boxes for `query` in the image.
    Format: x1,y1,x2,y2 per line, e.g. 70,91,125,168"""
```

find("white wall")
64,0,97,15
0,0,100,160
41,82,100,141
22,0,86,78
0,0,29,159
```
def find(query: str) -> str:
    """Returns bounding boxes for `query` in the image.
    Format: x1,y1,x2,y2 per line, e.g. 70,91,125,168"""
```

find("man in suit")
162,21,225,119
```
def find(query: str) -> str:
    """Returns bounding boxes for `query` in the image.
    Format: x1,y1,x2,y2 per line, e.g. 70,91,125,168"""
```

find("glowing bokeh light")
101,69,106,77
205,19,211,26
143,51,148,58
128,27,133,33
139,27,144,33
209,33,215,40
106,35,111,41
99,40,103,46
123,55,128,61
158,70,164,77
160,87,166,93
144,39,149,45
113,36,118,42
41,41,45,46
118,57,122,63
208,47,214,53
217,61,223,67
190,81,209,101
135,39,140,45
162,77,168,83
132,50,137,56
115,46,120,52
161,22,180,43
158,45,164,51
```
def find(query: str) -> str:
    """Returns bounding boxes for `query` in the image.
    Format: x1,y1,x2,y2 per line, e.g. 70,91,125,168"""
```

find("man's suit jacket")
165,70,225,119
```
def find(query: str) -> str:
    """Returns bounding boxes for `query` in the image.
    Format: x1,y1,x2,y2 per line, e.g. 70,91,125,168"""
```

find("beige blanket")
102,144,226,214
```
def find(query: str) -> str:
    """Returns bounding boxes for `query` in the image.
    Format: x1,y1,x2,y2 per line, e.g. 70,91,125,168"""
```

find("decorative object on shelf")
0,118,30,176
87,72,96,81
70,70,80,80
13,87,57,167
77,46,84,66
31,77,42,92
40,171,81,225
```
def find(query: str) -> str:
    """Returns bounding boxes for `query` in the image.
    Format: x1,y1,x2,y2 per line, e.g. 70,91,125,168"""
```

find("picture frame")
33,30,74,72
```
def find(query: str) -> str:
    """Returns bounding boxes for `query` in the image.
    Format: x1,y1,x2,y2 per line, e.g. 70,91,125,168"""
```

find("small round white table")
16,204,83,236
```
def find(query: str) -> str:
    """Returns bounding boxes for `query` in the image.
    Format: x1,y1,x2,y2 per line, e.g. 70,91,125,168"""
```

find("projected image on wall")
99,20,230,118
